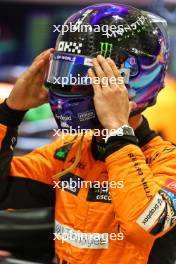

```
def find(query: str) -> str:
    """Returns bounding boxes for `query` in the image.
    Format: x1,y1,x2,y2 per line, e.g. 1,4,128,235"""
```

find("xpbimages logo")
52,15,146,39
51,73,124,87
53,127,124,141
54,221,124,248
53,176,124,193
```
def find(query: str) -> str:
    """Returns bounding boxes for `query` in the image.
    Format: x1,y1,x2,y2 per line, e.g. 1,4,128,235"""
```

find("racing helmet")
45,3,169,131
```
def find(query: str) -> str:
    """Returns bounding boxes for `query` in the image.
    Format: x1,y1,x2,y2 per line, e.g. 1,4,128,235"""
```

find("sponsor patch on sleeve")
136,193,166,232
137,189,176,235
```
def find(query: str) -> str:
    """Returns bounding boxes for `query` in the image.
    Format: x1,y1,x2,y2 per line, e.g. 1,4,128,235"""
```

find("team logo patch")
87,183,112,203
57,41,83,54
136,193,165,232
54,144,73,161
59,172,84,195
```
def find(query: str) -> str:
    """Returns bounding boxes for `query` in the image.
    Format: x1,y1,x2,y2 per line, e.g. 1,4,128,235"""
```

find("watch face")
122,125,135,136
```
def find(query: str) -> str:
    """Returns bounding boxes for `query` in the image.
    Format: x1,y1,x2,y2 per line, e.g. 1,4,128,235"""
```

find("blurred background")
0,0,176,155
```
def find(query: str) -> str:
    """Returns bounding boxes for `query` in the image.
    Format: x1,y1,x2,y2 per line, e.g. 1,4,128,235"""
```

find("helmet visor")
45,51,140,94
46,51,93,86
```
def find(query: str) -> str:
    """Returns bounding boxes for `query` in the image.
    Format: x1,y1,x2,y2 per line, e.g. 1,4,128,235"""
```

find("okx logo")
100,42,113,57
58,41,83,54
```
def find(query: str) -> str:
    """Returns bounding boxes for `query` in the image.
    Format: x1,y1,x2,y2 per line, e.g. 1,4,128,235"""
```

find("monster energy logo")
100,42,113,57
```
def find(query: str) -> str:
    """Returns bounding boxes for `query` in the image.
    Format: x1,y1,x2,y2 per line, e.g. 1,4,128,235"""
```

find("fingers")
39,86,49,103
33,48,55,63
91,55,125,91
106,57,121,79
23,59,45,81
96,55,114,79
88,68,101,95
92,58,105,79
92,56,111,90
28,48,54,78
42,88,49,104
106,58,127,92
22,48,54,82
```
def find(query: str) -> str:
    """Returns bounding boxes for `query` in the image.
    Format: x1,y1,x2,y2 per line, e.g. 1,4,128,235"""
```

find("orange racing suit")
0,100,176,264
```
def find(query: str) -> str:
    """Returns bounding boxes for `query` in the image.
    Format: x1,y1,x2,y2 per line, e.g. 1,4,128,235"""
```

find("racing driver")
0,3,176,264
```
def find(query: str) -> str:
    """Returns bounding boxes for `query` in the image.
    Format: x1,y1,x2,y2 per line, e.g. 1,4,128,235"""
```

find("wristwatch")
105,124,135,143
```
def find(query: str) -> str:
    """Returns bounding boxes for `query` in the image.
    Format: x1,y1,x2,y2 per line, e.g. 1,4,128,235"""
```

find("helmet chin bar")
48,89,99,131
